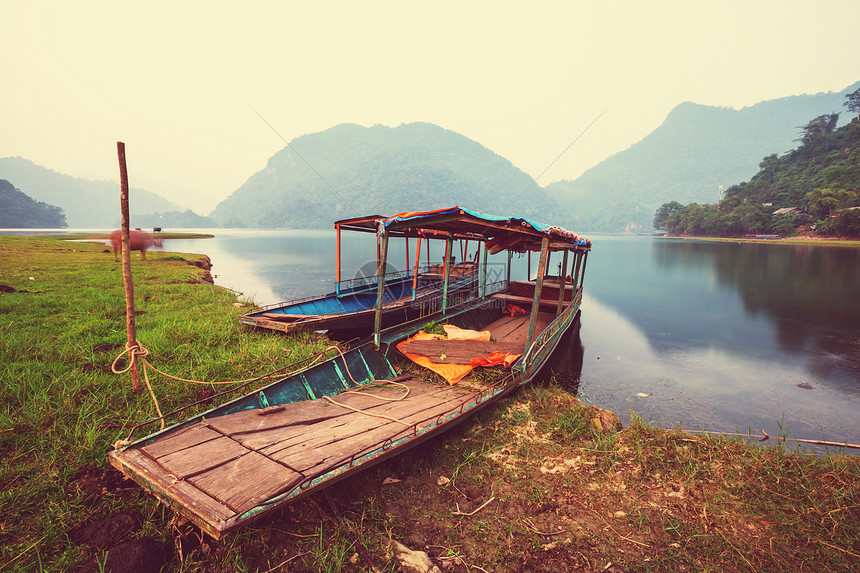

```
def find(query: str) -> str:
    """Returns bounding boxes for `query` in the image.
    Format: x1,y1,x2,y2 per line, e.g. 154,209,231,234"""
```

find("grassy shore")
1,235,858,572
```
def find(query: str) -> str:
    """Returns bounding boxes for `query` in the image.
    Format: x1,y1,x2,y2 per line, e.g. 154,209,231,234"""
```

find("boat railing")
518,287,582,378
250,267,432,313
335,266,431,295
251,291,343,313
411,277,503,318
481,279,509,297
406,271,480,319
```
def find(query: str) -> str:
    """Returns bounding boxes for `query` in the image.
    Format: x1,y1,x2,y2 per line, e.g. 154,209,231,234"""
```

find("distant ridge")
208,122,561,228
0,157,183,227
0,178,66,228
547,81,860,232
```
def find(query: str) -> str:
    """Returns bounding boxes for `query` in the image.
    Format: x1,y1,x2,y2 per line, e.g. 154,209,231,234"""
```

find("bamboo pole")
117,142,141,393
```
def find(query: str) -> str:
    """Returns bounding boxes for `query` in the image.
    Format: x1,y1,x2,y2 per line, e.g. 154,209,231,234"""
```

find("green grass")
0,235,332,571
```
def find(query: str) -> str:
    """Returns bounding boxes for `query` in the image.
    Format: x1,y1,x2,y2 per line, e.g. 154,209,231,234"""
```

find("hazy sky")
2,1,859,215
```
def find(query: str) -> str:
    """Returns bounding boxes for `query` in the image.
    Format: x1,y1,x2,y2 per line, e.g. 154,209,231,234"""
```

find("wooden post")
405,237,410,278
481,243,488,297
441,233,453,316
579,251,589,287
570,251,583,294
117,142,141,393
335,224,341,295
555,249,569,317
525,237,550,355
411,236,422,301
373,228,390,350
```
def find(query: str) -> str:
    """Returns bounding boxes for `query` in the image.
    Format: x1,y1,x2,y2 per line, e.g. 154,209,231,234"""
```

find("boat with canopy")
108,206,592,539
238,214,479,336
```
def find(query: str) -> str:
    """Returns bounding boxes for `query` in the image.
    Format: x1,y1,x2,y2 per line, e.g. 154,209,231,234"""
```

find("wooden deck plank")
485,312,553,345
116,378,481,530
118,449,237,522
267,391,478,474
308,393,479,461
243,385,470,458
400,339,524,364
204,379,438,437
140,424,222,460
187,452,301,515
486,315,528,342
490,292,562,309
156,435,250,479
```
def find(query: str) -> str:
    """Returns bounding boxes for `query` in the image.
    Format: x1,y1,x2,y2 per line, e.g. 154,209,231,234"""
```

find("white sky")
2,1,859,215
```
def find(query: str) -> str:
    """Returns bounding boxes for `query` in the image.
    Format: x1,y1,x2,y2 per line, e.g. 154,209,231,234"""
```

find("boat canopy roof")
335,206,591,252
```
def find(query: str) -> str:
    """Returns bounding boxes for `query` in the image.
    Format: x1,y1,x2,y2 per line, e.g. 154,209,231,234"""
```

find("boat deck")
111,376,490,533
110,305,558,537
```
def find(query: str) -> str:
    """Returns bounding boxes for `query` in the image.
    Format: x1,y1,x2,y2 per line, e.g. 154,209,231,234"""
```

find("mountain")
0,179,67,228
0,157,183,228
209,122,559,228
548,81,860,232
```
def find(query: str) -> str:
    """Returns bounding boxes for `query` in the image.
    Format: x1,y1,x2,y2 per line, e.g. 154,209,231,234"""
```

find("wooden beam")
373,229,390,349
555,249,569,317
441,234,453,316
579,251,589,288
117,142,141,394
335,224,342,295
525,236,550,352
570,251,583,293
481,243,488,297
411,237,422,301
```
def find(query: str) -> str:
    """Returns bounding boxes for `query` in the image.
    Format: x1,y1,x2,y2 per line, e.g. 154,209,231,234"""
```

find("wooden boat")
239,214,479,335
108,206,592,539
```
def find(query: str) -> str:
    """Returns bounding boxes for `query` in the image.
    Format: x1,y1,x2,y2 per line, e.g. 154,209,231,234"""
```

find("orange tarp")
396,325,521,385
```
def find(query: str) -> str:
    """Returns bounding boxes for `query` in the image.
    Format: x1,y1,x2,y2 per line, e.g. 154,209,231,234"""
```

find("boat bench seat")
489,293,564,309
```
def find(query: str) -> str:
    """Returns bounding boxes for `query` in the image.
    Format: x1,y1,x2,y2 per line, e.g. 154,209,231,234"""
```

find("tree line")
654,89,860,238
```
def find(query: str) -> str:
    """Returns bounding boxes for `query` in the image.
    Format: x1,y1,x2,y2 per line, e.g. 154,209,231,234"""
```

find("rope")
111,342,340,445
321,344,413,427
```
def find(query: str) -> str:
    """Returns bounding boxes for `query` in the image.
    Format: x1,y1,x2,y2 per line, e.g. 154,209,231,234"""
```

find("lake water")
158,230,860,451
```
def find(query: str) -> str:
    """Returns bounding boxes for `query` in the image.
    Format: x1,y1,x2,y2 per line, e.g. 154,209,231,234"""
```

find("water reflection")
652,240,860,391
535,318,584,395
581,237,859,391
576,236,859,448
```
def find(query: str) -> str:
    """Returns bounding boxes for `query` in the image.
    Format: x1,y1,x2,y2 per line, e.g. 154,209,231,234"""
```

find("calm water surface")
161,231,860,448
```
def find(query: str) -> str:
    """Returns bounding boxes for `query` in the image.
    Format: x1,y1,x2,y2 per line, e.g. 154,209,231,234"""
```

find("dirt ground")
70,385,859,572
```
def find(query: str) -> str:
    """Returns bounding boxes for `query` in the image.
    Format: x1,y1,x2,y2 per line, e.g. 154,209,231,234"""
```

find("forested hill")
546,82,859,232
0,179,66,228
208,122,560,228
0,157,183,228
654,111,860,237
